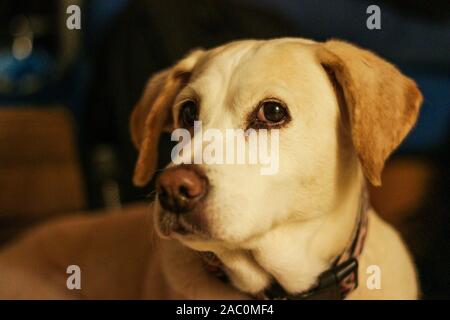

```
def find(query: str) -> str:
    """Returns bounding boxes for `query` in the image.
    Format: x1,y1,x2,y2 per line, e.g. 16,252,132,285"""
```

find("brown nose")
156,165,208,214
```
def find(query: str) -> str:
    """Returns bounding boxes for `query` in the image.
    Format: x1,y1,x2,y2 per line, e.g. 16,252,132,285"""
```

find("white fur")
155,39,418,297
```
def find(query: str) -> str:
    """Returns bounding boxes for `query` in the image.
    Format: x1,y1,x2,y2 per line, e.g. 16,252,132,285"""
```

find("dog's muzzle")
156,165,210,236
157,164,208,214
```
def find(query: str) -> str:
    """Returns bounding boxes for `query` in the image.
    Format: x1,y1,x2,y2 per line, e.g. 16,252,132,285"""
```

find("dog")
0,38,422,299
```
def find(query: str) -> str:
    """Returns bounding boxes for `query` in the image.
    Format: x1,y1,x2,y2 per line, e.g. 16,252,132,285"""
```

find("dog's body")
0,203,417,299
0,38,422,299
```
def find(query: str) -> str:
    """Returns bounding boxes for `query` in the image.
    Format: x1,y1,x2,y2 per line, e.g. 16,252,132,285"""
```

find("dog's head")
130,38,422,248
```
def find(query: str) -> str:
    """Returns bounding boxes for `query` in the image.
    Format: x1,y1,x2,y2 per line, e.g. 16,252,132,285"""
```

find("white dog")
0,38,422,299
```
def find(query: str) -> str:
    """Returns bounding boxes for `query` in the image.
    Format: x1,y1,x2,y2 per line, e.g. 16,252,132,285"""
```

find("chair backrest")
0,107,86,243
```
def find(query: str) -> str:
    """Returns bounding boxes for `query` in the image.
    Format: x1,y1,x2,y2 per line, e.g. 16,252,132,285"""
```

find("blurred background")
0,0,448,299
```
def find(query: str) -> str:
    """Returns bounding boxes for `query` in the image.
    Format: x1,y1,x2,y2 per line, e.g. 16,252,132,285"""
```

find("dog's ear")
130,49,204,187
317,40,422,186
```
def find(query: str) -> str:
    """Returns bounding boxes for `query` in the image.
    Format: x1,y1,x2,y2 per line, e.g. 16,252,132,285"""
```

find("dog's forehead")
193,38,319,81
178,38,327,127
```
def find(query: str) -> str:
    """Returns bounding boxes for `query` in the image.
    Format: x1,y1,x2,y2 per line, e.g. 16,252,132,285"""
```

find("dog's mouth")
156,211,210,240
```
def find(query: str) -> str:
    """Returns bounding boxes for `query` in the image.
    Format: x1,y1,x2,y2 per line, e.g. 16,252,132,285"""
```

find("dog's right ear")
317,40,422,186
130,49,204,187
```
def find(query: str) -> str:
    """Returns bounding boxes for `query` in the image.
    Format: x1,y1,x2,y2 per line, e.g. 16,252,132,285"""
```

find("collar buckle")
263,258,358,300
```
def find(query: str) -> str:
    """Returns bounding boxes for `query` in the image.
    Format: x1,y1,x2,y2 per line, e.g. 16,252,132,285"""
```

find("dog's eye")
257,101,288,124
180,100,198,127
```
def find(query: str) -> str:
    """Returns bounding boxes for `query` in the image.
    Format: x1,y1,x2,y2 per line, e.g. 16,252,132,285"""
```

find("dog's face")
130,38,422,250
160,39,346,245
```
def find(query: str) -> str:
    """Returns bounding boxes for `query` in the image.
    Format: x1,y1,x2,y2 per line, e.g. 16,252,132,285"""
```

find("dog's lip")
157,211,210,240
176,219,211,240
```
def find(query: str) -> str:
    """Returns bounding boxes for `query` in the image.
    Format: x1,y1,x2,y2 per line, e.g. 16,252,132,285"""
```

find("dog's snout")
156,165,208,214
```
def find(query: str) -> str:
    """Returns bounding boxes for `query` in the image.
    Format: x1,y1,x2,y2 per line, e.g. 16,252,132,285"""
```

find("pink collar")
200,187,370,300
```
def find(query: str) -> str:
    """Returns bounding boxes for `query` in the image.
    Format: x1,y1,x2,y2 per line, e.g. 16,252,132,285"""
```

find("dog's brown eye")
257,101,288,124
180,100,198,127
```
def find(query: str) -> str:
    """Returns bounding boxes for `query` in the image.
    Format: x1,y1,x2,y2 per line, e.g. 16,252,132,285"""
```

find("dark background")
0,0,448,299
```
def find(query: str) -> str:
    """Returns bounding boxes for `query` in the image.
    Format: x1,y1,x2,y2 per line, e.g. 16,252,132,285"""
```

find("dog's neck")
158,161,366,298
208,165,365,296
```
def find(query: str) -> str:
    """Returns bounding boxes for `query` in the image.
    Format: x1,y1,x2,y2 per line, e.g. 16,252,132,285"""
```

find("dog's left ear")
130,49,204,187
317,40,423,186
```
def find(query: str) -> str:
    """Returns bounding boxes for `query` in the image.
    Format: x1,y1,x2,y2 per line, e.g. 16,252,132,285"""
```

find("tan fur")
317,40,423,185
0,38,421,299
131,49,205,186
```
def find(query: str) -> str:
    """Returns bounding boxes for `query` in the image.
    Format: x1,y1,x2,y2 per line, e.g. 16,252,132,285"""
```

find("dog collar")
200,187,370,300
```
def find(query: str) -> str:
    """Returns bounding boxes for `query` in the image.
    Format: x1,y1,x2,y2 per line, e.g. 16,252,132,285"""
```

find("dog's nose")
156,165,208,214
